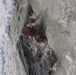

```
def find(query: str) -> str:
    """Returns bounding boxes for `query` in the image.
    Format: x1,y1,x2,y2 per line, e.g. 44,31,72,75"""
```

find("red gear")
21,25,48,43
21,26,33,36
21,25,41,37
29,18,36,23
32,25,41,31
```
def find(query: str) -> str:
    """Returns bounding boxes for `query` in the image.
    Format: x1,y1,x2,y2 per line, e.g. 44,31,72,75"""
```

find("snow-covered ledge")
0,0,27,75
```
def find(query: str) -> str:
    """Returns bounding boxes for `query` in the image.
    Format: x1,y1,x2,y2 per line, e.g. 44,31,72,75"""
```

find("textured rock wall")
1,0,76,75
31,0,76,75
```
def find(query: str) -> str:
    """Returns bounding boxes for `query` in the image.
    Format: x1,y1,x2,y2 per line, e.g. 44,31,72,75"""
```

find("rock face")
17,4,58,75
1,0,76,75
30,0,76,75
12,0,76,75
17,35,58,75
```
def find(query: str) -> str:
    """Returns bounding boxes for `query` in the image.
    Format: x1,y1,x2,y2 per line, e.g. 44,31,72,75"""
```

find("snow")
0,0,27,75
0,0,76,75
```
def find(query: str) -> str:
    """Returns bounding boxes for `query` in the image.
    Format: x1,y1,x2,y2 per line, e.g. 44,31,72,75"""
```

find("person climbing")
21,24,48,43
22,3,48,43
21,25,41,37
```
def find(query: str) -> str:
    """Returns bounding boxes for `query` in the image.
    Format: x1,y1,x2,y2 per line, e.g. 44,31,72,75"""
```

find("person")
21,25,48,43
21,25,41,37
